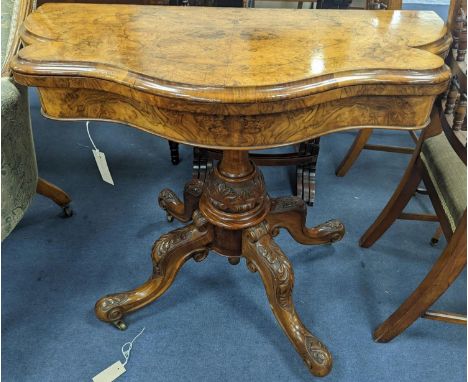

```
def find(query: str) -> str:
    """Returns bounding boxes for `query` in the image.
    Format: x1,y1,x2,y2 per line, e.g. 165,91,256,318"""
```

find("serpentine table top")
12,4,451,149
10,4,453,378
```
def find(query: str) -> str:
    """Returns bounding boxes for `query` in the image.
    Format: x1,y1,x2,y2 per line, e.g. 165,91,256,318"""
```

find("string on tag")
121,327,145,366
86,121,98,151
85,121,115,186
92,327,146,382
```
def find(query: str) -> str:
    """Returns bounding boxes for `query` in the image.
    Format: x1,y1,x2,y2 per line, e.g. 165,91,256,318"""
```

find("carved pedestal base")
95,150,345,377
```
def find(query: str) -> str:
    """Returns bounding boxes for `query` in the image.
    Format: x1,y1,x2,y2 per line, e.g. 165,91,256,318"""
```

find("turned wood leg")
335,129,373,177
430,225,444,246
158,179,204,223
374,212,467,342
36,177,73,217
242,222,332,377
95,211,213,328
296,138,320,206
192,147,213,182
359,157,423,248
266,196,345,245
168,141,180,165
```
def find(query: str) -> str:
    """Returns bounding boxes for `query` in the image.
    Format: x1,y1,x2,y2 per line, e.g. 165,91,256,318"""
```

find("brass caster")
112,320,127,331
166,213,174,223
193,250,209,263
430,238,439,247
228,257,240,265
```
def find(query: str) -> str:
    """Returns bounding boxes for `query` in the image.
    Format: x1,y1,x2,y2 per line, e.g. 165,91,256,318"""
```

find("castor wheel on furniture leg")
62,205,73,218
112,319,127,331
430,226,443,247
228,257,240,265
166,213,174,223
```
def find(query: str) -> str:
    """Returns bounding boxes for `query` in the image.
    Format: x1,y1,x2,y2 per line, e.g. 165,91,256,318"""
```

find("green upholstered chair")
1,0,72,241
358,0,467,342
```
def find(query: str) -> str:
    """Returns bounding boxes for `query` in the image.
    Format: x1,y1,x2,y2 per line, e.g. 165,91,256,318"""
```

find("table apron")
37,86,434,150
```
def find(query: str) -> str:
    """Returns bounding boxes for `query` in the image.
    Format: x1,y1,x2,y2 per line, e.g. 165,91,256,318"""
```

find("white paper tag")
92,149,114,185
92,361,126,382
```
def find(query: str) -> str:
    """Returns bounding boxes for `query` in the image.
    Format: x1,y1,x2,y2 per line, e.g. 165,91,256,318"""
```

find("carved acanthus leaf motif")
184,179,204,197
99,293,130,313
204,170,266,213
305,336,332,367
316,219,345,242
152,226,194,275
256,239,294,311
158,188,181,209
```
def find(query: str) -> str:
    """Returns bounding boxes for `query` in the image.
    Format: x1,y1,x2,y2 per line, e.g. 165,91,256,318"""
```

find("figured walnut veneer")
12,5,451,149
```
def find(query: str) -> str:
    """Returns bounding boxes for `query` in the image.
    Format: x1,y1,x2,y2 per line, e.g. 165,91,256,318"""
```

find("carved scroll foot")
95,211,213,326
242,222,332,377
266,196,345,245
158,179,204,223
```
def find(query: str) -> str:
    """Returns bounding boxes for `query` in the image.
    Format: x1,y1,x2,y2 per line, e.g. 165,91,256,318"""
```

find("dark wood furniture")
360,0,467,342
11,5,451,376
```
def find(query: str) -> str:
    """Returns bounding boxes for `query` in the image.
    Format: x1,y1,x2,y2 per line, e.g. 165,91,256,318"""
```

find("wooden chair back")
440,0,467,163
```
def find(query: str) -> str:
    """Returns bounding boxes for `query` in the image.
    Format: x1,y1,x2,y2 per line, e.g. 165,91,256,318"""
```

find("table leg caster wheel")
228,257,240,265
166,213,174,223
112,320,127,331
62,205,73,218
430,237,439,246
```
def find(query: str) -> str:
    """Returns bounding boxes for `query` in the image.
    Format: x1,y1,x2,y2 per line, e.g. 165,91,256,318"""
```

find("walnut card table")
11,4,451,376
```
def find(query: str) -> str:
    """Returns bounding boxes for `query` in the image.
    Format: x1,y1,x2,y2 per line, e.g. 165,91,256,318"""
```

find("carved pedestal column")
95,150,345,377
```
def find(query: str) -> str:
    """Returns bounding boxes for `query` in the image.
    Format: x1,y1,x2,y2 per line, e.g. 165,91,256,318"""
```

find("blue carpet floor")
2,6,466,382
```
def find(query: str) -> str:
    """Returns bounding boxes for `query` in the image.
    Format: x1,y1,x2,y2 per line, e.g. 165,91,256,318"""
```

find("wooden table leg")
243,222,333,377
159,179,204,223
96,149,344,377
95,211,213,329
297,138,320,206
168,140,180,165
267,196,345,244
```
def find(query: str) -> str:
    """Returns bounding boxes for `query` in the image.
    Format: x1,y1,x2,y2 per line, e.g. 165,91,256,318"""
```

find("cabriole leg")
242,222,332,377
95,211,213,328
266,196,345,245
158,179,204,223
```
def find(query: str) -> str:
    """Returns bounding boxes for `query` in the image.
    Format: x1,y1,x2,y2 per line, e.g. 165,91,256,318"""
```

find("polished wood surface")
12,5,451,149
10,5,453,377
15,6,449,92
